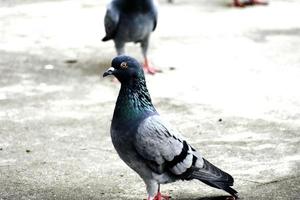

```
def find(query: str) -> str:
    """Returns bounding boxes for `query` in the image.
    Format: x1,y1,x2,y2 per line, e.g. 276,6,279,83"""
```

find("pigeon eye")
120,62,128,69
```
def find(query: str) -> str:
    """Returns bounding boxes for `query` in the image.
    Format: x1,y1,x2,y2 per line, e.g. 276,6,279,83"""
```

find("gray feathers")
102,2,120,41
134,115,202,175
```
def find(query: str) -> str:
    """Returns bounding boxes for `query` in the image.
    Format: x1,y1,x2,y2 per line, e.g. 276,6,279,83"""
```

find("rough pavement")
0,0,300,199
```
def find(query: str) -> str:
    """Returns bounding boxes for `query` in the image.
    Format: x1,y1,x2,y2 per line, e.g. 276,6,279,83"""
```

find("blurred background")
0,0,299,199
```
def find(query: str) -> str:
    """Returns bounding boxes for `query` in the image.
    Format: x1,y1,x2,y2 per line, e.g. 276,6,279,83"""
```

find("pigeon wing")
133,115,238,198
102,2,120,41
133,115,201,175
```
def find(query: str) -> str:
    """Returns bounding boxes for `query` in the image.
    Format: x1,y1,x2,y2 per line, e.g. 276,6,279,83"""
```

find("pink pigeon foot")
143,59,159,75
233,0,245,7
153,192,170,200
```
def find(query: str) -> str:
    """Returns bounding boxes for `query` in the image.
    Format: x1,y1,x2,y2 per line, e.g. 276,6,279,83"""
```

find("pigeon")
233,0,268,7
103,55,238,200
102,0,158,74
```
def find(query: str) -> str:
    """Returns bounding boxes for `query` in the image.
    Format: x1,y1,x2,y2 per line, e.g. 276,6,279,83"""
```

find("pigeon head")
103,55,156,127
103,55,145,85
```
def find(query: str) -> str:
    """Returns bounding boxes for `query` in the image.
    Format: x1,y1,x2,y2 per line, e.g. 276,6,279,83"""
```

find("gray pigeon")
103,55,238,200
102,0,158,74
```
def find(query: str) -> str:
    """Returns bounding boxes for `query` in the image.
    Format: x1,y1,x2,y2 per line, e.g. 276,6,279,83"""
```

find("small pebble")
26,149,31,153
64,59,78,64
44,64,54,70
218,118,223,122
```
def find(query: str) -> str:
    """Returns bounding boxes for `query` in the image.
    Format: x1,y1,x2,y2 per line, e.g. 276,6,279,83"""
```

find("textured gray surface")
0,0,300,199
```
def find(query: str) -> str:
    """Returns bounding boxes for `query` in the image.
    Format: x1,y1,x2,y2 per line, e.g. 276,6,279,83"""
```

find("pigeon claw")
143,65,157,75
153,192,170,200
143,59,161,75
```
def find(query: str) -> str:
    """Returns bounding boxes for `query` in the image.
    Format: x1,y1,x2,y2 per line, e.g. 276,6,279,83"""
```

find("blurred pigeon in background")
103,55,238,200
233,0,268,7
102,0,158,74
165,0,268,7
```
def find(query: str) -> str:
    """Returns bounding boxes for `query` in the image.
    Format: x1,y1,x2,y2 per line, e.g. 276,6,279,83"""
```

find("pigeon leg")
143,58,157,75
141,38,158,75
114,41,125,55
153,184,170,200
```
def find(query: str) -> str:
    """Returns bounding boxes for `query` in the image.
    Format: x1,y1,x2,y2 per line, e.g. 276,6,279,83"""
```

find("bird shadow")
177,195,232,200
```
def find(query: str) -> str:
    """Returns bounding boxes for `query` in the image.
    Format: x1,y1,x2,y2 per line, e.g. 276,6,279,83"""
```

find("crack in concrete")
235,178,262,184
257,176,300,186
236,176,300,185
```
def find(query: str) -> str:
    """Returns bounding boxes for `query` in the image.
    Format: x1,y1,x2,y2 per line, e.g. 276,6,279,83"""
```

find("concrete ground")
0,0,300,199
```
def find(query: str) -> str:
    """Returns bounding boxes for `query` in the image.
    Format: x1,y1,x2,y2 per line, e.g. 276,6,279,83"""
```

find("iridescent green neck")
112,80,157,128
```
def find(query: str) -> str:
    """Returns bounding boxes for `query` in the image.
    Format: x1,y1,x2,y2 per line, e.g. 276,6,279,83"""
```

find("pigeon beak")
103,67,115,77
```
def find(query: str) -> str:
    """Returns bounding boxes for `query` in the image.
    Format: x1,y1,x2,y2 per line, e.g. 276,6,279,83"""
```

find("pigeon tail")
102,35,111,42
201,180,238,199
190,159,238,198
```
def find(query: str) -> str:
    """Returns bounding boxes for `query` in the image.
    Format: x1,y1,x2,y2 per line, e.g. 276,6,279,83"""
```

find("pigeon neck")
112,82,157,128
